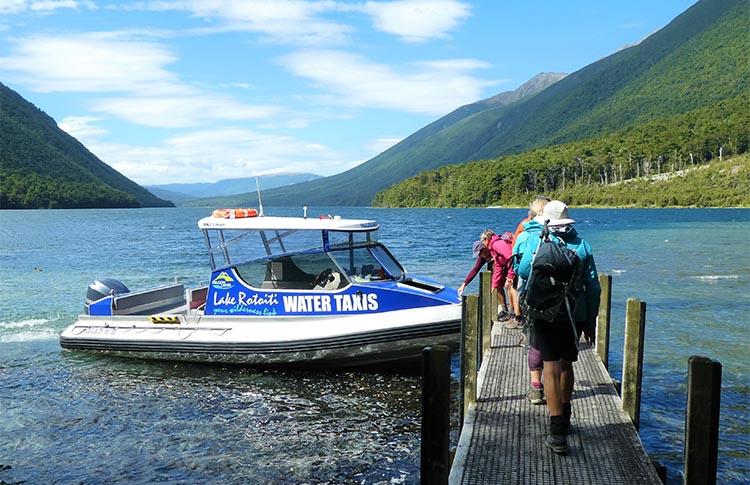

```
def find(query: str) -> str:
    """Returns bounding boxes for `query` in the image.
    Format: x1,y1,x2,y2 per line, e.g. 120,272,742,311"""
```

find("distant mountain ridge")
0,83,172,209
148,173,322,203
257,0,747,207
214,72,567,208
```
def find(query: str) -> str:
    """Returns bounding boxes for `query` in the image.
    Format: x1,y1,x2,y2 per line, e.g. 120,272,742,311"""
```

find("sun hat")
536,200,575,226
472,240,483,258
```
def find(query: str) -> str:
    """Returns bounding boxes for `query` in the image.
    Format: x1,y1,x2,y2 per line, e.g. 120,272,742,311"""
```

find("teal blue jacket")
513,221,601,329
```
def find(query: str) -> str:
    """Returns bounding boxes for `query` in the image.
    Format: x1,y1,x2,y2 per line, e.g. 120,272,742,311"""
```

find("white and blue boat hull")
61,304,461,366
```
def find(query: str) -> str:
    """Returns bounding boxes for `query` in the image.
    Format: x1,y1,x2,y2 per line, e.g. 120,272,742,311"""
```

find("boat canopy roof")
198,215,379,232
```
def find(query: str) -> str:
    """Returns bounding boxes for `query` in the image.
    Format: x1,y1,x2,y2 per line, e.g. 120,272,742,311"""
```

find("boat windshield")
231,243,404,291
328,244,404,282
203,228,378,269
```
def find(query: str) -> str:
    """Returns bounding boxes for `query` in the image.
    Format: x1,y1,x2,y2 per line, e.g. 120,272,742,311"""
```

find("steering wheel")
314,269,334,287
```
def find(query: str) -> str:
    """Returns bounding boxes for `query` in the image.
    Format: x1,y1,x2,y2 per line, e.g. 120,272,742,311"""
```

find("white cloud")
621,21,644,29
0,0,95,13
0,33,281,128
279,49,494,115
118,0,471,45
126,0,353,45
58,115,109,138
366,136,402,154
30,0,96,11
0,0,25,14
0,33,179,93
223,82,252,89
72,125,352,185
363,0,470,42
92,95,279,128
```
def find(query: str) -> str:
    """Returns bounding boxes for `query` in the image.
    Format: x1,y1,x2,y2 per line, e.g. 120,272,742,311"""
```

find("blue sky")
0,0,696,185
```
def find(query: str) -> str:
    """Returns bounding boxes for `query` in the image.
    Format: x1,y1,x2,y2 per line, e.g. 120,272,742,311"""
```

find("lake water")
0,207,747,484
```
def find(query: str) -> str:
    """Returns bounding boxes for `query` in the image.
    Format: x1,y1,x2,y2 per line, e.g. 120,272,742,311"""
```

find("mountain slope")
148,173,322,201
248,73,567,207
0,83,172,209
373,95,750,207
259,0,747,207
471,0,749,158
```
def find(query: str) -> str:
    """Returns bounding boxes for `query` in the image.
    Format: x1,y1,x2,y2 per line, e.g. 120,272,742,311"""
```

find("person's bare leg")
530,368,543,386
509,286,521,316
496,287,506,310
543,360,562,416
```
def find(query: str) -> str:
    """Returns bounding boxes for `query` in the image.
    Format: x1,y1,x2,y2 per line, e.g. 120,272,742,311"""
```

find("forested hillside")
0,83,172,209
373,96,749,208
560,154,750,208
260,0,748,206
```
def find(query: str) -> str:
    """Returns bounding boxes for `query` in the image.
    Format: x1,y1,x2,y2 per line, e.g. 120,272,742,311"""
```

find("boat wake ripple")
0,317,58,343
689,274,741,282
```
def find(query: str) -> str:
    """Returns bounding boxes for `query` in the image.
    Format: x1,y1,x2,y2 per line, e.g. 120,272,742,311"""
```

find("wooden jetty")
449,323,662,484
420,273,722,485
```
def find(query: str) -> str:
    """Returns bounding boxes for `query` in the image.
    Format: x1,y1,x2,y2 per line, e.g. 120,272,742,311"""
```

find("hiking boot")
526,386,546,405
496,310,512,322
546,433,568,455
546,415,569,455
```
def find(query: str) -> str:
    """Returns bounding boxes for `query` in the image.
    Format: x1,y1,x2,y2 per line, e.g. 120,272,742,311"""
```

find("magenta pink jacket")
488,234,513,289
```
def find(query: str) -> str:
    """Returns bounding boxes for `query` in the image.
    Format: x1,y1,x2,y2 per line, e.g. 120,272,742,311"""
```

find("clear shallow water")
0,207,747,484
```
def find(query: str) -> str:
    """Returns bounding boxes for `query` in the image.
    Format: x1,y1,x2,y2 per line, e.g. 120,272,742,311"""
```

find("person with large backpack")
510,196,551,405
514,200,601,455
508,195,551,326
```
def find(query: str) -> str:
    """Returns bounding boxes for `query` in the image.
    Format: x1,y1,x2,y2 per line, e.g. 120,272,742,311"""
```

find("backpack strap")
564,290,581,351
522,219,549,296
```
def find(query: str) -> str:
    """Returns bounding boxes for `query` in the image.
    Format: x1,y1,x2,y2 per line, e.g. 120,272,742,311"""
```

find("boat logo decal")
211,271,235,289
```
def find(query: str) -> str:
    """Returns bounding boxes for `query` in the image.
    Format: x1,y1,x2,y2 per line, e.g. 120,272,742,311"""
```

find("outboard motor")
85,278,130,314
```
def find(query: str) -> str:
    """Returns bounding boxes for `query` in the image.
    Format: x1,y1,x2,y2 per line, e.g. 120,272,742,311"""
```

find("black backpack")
523,222,582,324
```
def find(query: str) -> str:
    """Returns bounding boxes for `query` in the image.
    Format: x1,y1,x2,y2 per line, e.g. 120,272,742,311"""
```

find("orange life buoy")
212,208,258,219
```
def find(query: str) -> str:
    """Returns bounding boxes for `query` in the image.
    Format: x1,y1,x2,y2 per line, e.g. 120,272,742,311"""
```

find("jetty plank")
449,324,662,484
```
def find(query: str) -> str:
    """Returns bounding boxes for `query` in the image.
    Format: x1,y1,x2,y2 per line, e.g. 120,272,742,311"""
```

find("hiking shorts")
529,316,580,362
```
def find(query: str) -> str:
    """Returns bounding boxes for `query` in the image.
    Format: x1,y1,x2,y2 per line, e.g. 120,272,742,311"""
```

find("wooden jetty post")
684,356,722,485
421,345,451,485
460,295,479,426
596,274,612,368
622,298,646,430
479,271,493,359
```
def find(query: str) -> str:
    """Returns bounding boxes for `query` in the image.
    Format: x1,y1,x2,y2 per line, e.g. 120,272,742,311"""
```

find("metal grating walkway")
450,324,662,484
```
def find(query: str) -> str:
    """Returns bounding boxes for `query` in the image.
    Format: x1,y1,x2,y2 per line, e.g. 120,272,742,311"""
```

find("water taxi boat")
60,210,461,366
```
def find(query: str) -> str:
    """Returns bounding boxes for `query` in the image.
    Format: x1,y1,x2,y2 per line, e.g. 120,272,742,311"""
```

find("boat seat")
187,286,208,309
313,271,343,291
112,283,186,316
